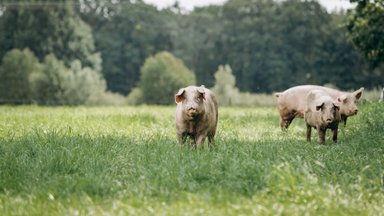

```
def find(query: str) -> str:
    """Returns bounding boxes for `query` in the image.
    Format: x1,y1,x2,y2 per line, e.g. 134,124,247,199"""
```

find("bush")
98,91,128,106
30,56,110,105
0,48,41,104
0,49,120,106
138,51,196,105
30,54,73,105
211,65,240,106
127,87,143,105
361,87,383,103
65,60,108,105
236,92,276,106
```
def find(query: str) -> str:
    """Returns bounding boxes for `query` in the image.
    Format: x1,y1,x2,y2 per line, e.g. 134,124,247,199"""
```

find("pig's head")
316,99,340,124
175,86,206,120
337,87,364,117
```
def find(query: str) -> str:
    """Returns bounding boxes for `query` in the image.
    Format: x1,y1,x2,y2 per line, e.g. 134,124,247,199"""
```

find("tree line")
0,0,382,105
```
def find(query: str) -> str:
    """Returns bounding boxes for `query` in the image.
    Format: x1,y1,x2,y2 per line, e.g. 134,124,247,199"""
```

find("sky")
143,0,355,12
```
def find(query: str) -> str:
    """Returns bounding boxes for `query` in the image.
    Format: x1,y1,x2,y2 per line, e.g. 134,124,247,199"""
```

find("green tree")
0,0,101,71
347,0,384,68
169,5,224,88
0,49,41,104
0,48,41,104
316,13,369,90
218,0,333,92
212,65,239,106
80,1,173,94
30,54,72,105
218,0,279,92
65,60,108,105
138,51,195,105
74,0,382,93
30,55,108,105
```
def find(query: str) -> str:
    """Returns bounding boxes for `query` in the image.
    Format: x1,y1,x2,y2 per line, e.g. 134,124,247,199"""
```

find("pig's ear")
197,88,205,100
337,95,347,103
175,88,185,104
333,102,340,110
316,102,324,111
354,87,364,100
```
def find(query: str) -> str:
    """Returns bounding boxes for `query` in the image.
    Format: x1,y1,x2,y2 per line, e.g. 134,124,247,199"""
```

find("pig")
175,85,218,149
304,90,341,144
275,85,364,129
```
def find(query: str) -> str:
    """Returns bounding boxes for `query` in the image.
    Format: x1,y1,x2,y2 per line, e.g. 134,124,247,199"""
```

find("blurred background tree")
80,1,173,95
168,5,224,88
0,0,382,105
0,49,41,104
136,51,195,105
30,54,72,105
347,0,384,68
64,60,108,105
0,0,101,71
212,65,239,106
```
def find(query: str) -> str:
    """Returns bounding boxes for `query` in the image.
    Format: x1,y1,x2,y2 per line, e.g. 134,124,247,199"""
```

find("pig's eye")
196,96,205,102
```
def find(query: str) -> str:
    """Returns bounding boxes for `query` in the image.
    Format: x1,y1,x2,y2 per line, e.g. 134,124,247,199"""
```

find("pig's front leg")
318,128,326,144
195,134,206,148
306,124,312,142
332,127,338,143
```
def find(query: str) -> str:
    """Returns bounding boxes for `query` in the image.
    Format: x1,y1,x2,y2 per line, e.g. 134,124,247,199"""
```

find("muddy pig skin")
304,90,341,144
175,85,218,149
275,85,363,129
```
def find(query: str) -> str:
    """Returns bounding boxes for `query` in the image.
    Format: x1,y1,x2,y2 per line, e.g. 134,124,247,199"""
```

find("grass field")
0,103,383,215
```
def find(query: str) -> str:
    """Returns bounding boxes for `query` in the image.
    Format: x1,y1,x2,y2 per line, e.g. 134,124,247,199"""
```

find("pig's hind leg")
332,126,338,143
207,133,215,150
306,124,312,142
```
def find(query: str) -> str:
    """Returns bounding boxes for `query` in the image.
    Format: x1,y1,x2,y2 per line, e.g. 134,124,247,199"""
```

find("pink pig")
304,90,341,144
275,85,363,129
175,85,218,149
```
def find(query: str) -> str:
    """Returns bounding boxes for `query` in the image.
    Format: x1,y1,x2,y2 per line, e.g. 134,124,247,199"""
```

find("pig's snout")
323,115,334,123
187,106,198,116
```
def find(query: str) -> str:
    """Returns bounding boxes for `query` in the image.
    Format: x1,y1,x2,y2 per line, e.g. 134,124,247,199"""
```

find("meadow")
0,103,383,215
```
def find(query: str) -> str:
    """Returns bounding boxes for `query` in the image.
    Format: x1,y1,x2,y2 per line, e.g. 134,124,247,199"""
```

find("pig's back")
276,85,316,114
203,87,218,123
278,85,341,108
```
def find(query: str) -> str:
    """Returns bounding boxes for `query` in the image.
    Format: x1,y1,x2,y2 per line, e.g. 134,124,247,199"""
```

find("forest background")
0,0,383,105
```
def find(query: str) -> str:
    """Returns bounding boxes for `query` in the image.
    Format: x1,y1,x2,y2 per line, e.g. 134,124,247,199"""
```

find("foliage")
315,13,370,90
0,48,41,104
30,54,73,105
0,50,110,105
0,104,383,214
97,91,128,106
126,87,143,105
0,0,383,104
138,51,196,105
77,0,381,95
64,60,108,105
347,0,384,68
234,92,277,106
359,86,384,102
212,65,240,106
80,1,173,94
216,0,367,92
0,0,109,105
0,0,101,71
169,5,224,88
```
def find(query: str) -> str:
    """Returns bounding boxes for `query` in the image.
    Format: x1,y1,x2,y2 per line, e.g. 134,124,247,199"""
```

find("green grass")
0,104,383,215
